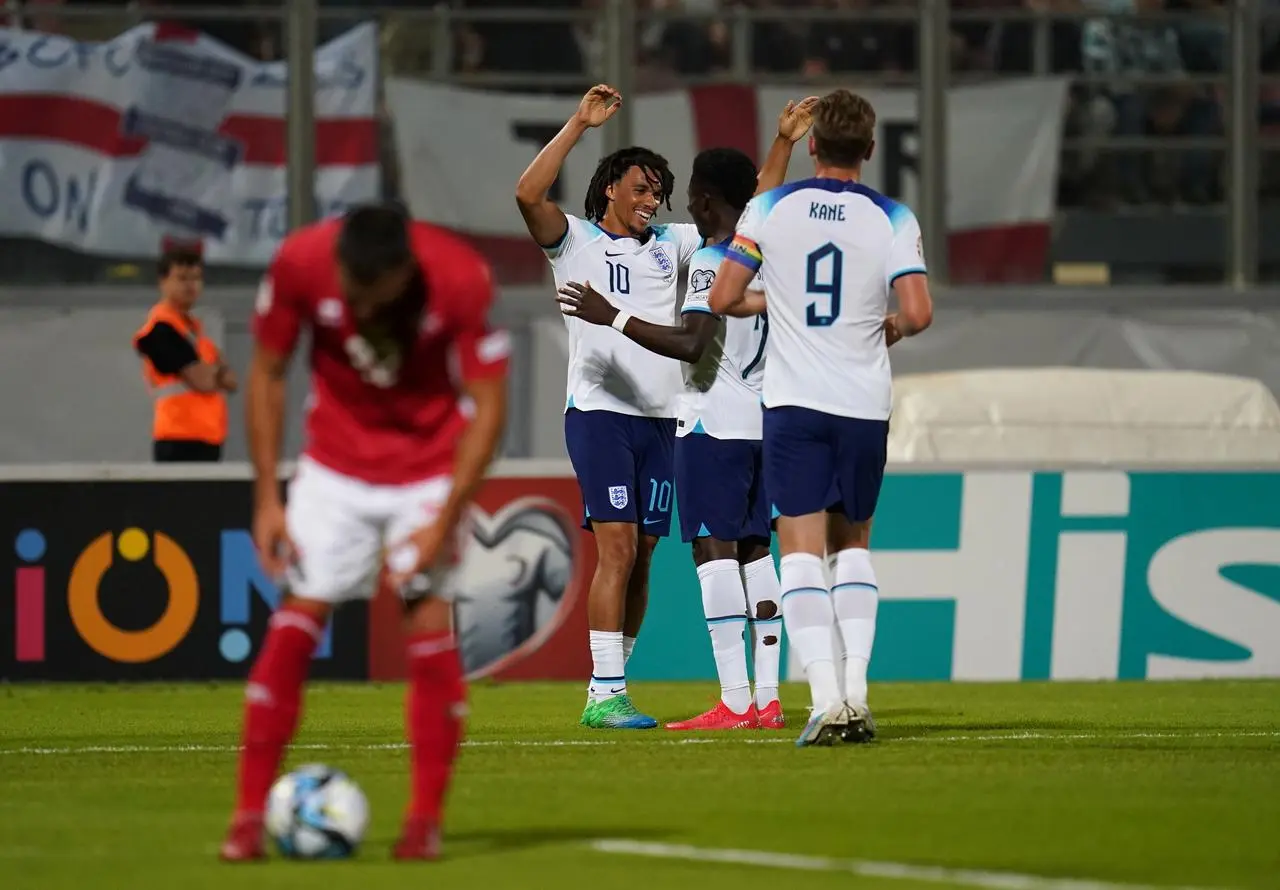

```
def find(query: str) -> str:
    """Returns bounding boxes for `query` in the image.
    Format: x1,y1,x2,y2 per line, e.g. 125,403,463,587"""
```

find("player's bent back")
256,217,503,485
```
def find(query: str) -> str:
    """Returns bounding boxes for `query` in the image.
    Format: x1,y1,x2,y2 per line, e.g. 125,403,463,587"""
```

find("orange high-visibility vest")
133,302,228,445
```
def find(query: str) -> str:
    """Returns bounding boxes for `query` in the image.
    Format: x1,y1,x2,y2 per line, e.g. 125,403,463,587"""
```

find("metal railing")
0,0,1276,287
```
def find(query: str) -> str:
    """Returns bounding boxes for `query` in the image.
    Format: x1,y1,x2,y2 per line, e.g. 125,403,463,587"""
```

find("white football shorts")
283,456,460,604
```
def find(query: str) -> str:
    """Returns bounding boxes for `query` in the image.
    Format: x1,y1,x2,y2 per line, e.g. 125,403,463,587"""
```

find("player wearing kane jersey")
219,205,509,861
558,108,818,733
709,90,933,748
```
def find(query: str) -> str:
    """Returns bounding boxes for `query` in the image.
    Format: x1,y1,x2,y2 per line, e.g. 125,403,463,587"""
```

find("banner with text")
0,471,590,682
634,470,1280,683
0,23,379,266
6,466,1274,683
386,78,1069,284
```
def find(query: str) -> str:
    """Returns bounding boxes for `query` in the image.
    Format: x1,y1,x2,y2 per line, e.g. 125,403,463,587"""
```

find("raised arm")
755,96,818,194
515,84,622,249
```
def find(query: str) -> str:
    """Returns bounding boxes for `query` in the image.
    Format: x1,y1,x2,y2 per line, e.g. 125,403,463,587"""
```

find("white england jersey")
728,178,926,421
676,241,767,440
548,214,704,417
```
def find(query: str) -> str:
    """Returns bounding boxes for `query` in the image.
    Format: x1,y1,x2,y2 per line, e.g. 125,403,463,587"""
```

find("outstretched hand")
557,281,619,327
778,96,820,143
574,85,623,129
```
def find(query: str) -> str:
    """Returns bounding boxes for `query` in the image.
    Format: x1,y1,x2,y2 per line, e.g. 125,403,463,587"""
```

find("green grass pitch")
2,680,1278,890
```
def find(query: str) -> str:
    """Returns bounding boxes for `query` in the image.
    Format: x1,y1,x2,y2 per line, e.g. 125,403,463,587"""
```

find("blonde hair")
812,89,877,167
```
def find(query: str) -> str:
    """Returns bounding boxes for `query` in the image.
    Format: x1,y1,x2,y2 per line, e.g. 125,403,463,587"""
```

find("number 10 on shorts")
648,479,672,514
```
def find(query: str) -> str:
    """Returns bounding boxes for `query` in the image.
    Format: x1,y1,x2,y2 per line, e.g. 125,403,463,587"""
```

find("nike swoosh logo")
605,251,625,257
609,686,626,694
643,518,662,525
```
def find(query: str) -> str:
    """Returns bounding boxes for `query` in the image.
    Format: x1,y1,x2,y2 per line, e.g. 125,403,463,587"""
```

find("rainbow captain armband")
726,235,763,273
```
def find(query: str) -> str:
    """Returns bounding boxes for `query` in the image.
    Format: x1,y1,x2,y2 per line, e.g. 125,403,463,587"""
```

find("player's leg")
581,520,658,727
221,461,380,861
385,474,465,860
827,417,891,744
763,407,845,747
564,408,655,729
830,513,877,704
740,439,784,727
603,415,677,724
393,593,463,860
738,537,783,728
623,532,654,668
626,416,678,639
666,432,756,730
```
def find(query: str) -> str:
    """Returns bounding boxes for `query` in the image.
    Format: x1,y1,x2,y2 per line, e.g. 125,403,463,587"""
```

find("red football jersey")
252,218,509,485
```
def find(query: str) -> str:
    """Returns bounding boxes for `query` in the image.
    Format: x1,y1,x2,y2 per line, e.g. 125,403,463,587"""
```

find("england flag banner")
0,23,379,266
386,79,1070,284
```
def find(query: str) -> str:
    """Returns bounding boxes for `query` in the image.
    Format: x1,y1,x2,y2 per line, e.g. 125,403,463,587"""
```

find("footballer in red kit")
219,204,509,863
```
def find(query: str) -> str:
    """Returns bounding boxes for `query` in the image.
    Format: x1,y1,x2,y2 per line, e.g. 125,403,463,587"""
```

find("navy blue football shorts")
674,433,771,544
763,405,888,523
564,407,676,536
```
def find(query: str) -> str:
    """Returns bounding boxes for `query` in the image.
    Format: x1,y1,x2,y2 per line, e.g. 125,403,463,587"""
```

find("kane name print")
809,202,846,222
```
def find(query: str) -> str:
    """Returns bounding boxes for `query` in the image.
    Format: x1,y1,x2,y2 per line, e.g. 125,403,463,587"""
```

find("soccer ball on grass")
265,764,370,859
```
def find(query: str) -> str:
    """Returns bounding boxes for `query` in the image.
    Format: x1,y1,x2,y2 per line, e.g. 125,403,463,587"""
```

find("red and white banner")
0,23,379,265
386,78,1070,284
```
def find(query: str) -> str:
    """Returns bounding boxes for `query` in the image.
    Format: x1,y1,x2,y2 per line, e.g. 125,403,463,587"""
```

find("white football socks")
742,555,782,709
622,634,637,666
832,547,878,706
697,559,752,714
588,629,625,703
779,552,842,712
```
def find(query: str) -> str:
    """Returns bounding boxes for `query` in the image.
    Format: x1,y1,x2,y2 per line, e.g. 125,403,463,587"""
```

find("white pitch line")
0,729,1275,757
589,839,1223,890
893,730,1280,744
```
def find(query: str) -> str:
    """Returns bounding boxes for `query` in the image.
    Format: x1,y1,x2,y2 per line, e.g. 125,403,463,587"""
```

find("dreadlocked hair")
689,148,758,213
584,146,675,222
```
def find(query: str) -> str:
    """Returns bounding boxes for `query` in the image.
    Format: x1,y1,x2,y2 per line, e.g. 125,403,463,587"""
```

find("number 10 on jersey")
606,260,631,295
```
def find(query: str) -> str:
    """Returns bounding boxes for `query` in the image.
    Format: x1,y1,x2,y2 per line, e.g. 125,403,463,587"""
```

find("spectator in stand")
647,0,733,76
1081,0,1221,204
1170,0,1225,74
0,0,67,33
956,0,1084,75
951,0,1002,74
1266,0,1280,73
802,0,915,76
466,0,585,91
1262,2,1280,200
736,0,809,73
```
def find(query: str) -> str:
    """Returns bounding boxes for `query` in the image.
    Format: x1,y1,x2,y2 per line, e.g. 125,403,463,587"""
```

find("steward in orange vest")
133,244,237,462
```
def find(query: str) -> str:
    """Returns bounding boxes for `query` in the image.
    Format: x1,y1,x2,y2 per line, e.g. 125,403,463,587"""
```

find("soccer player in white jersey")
515,85,701,729
516,85,807,730
558,139,818,732
708,89,934,747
